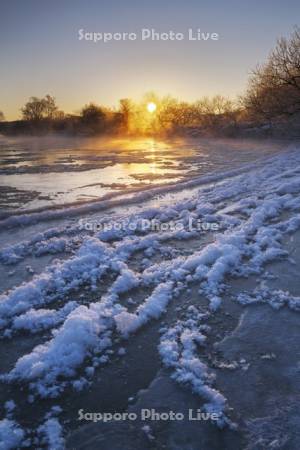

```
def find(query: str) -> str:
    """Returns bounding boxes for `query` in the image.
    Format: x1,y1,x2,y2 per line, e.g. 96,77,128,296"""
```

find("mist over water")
0,134,287,213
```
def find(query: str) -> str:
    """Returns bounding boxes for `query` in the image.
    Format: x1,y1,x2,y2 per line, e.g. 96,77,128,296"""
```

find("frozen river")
0,136,299,449
0,135,286,214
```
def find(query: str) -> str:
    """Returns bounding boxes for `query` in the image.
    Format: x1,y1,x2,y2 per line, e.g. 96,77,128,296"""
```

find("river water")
0,135,286,213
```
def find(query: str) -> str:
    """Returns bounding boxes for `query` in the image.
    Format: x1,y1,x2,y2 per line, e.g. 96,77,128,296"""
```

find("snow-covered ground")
0,138,300,449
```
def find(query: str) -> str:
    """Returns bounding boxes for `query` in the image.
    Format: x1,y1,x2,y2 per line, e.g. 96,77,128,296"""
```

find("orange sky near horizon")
1,0,299,120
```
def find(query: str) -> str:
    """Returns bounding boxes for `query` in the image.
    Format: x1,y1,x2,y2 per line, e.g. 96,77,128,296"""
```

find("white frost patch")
4,401,16,414
37,417,64,450
236,288,300,311
115,282,174,337
11,301,78,334
0,419,24,450
159,306,233,428
0,238,111,321
6,304,113,397
0,232,75,265
109,268,140,295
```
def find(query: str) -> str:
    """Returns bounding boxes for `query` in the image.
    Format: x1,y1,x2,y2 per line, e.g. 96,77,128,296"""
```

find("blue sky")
1,0,299,119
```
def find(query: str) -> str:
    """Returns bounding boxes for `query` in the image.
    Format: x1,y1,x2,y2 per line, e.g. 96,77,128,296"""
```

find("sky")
0,0,299,120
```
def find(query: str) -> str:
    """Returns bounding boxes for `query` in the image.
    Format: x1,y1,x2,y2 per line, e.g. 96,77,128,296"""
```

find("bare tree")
0,111,5,121
193,96,236,129
243,27,300,121
80,103,106,132
158,98,198,130
43,95,58,119
119,98,133,131
21,95,59,121
21,97,45,121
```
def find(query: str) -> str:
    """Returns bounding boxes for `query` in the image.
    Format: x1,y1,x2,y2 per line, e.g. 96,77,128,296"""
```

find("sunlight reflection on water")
0,135,285,211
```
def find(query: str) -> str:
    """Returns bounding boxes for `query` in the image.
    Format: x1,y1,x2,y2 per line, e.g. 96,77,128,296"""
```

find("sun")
147,102,157,113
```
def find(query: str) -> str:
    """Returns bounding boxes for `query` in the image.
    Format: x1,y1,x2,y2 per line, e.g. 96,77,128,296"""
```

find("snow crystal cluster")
2,147,300,445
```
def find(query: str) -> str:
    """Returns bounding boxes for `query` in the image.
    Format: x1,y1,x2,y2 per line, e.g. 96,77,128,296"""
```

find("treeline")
0,93,240,137
0,98,125,136
1,27,299,138
242,26,300,136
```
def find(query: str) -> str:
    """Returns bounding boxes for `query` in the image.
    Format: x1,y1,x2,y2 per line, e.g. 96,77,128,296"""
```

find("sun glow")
147,102,157,113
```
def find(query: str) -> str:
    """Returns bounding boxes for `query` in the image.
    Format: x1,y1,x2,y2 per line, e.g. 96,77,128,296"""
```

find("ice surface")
1,144,300,446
